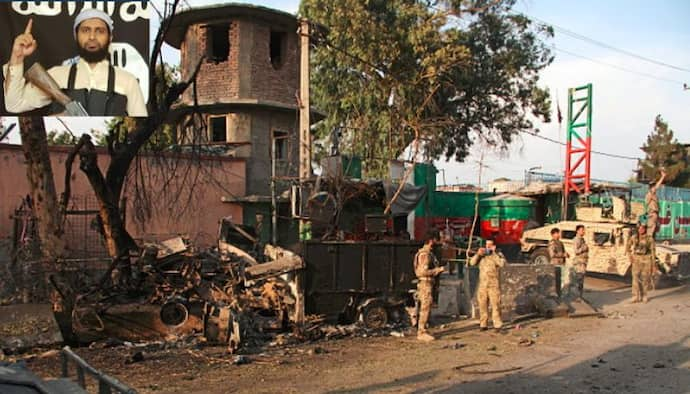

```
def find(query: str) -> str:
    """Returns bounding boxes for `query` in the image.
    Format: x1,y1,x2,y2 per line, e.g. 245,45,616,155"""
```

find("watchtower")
164,3,303,197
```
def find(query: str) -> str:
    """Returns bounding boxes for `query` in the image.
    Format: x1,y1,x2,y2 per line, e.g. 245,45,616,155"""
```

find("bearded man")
3,8,147,116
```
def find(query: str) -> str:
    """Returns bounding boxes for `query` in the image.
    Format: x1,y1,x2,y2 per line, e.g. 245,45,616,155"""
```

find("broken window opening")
206,24,230,62
269,31,287,69
272,130,288,161
210,116,227,142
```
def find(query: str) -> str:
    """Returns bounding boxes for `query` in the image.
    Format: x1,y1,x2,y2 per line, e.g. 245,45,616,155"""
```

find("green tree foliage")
46,130,76,145
638,115,690,187
104,64,179,152
300,0,553,177
46,129,106,146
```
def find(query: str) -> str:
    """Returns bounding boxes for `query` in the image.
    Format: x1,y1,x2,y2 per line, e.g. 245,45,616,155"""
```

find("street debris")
0,304,63,352
455,362,523,375
125,351,145,364
442,342,466,350
232,355,251,365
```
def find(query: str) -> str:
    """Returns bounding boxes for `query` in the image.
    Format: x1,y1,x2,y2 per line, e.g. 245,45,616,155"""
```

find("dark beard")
78,45,109,63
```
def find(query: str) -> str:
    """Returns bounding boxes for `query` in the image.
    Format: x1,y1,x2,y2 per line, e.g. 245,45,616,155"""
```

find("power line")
523,14,690,74
519,129,639,161
554,47,687,85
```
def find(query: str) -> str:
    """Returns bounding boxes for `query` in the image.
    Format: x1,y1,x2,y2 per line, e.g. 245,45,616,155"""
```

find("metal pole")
298,19,311,226
585,83,593,194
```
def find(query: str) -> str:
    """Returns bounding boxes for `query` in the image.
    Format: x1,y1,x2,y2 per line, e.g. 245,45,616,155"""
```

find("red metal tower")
563,84,593,219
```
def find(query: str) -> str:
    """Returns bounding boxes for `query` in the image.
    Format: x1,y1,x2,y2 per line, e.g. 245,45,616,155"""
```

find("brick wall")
180,22,241,105
178,18,299,108
248,22,300,106
0,144,246,249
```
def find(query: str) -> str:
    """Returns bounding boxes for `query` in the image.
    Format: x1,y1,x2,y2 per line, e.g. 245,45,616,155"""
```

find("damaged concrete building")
163,3,319,246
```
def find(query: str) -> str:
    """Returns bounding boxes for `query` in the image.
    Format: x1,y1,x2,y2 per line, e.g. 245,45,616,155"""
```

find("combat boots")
417,332,436,342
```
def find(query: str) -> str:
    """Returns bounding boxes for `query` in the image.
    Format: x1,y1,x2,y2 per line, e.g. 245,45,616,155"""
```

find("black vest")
50,63,128,116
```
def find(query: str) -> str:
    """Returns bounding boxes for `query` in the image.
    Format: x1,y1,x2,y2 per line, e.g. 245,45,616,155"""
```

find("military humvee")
520,195,690,280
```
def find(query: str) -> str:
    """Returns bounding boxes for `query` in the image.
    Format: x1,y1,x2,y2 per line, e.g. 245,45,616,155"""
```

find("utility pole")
294,18,311,333
270,133,278,245
298,19,311,238
465,150,485,319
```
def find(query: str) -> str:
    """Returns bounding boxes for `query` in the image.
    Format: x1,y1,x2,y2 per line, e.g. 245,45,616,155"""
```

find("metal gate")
12,195,121,260
62,195,114,259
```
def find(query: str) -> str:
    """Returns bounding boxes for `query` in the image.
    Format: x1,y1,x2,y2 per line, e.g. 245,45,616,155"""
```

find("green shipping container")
479,194,535,221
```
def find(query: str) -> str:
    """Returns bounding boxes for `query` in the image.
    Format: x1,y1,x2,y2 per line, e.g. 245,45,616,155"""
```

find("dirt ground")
18,276,690,393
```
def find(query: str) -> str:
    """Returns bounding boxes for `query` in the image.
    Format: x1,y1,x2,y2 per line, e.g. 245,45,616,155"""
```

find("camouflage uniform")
548,239,567,265
414,244,442,336
645,189,659,236
469,250,506,329
548,238,568,293
627,232,656,302
567,235,588,299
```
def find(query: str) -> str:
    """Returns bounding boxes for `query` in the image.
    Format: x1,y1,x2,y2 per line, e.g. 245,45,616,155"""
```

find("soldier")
627,224,656,303
645,169,666,236
413,235,445,341
548,228,569,265
567,224,589,300
469,239,506,332
548,228,569,293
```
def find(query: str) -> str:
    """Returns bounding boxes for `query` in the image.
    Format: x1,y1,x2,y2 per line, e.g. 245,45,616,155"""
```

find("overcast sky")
3,0,688,184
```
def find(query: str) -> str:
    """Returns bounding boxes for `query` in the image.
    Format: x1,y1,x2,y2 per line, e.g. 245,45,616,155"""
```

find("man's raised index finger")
24,18,33,34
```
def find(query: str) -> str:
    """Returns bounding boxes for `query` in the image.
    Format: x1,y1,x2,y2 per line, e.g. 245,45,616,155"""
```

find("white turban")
73,8,114,39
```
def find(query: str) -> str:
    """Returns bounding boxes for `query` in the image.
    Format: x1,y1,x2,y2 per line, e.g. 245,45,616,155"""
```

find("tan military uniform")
627,232,656,302
414,244,442,335
548,239,567,265
469,250,506,329
645,189,659,235
566,235,588,299
549,238,568,294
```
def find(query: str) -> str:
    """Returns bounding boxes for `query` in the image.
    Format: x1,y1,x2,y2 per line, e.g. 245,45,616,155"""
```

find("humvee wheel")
530,248,550,265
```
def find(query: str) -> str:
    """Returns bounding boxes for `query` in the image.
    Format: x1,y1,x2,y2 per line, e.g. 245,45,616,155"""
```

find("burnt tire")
359,301,389,329
530,248,550,265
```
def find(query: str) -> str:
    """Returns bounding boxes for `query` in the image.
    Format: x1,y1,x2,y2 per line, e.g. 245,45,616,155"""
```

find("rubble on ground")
63,236,305,353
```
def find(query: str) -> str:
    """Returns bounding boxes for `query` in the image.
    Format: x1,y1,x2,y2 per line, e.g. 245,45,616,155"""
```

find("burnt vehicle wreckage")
31,216,423,353
56,222,306,353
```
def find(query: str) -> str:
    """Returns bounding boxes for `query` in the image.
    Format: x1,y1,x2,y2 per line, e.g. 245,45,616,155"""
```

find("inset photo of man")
1,1,150,117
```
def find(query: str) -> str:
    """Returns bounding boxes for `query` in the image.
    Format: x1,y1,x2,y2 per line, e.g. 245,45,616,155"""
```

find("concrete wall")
0,144,245,248
247,108,298,196
465,264,559,320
